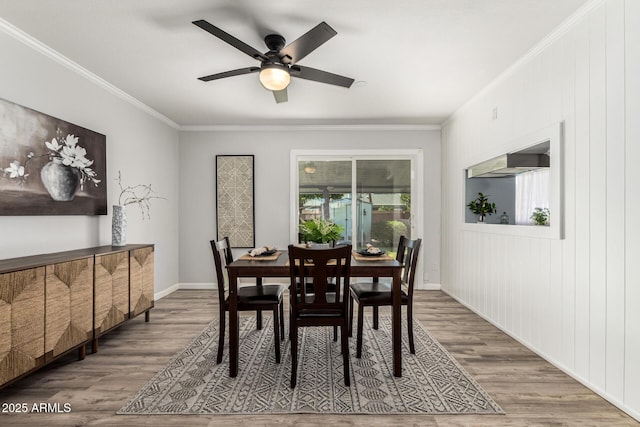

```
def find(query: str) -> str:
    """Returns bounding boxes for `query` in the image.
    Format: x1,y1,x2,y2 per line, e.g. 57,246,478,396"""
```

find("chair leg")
333,326,338,342
349,296,354,337
356,303,364,358
407,302,415,354
256,310,262,330
373,306,379,329
290,323,298,389
279,301,285,338
217,309,226,364
341,322,350,386
273,306,281,363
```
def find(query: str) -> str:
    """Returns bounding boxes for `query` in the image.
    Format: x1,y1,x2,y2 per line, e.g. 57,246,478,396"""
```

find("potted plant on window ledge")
530,207,550,226
467,192,497,223
299,218,344,248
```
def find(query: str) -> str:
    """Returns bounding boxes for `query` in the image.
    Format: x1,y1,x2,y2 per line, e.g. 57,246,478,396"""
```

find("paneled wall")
441,0,639,420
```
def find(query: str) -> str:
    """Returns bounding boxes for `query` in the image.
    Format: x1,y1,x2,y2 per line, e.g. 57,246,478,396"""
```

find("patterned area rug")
117,315,503,415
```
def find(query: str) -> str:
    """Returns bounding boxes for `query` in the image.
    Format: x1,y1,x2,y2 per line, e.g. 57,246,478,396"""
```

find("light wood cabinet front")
0,267,45,385
45,258,93,360
130,247,154,318
94,251,129,336
0,244,154,388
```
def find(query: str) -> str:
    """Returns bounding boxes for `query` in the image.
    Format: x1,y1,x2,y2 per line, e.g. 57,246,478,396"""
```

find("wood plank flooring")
0,289,637,426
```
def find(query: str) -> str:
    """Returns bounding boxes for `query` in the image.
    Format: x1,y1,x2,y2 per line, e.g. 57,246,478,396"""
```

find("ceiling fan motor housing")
264,34,286,53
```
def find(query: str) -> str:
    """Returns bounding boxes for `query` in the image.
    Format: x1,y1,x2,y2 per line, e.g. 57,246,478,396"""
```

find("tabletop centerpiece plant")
299,218,344,247
467,192,497,223
530,207,550,226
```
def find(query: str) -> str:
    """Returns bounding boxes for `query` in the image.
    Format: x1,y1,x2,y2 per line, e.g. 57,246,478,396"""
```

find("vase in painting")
112,205,127,246
40,158,79,201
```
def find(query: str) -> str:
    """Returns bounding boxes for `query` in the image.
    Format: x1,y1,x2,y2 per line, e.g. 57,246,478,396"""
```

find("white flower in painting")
5,160,27,178
45,137,63,152
61,144,92,168
63,133,78,148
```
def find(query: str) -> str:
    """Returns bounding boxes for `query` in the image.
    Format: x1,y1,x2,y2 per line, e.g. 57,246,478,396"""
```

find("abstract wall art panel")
0,97,107,215
216,155,254,248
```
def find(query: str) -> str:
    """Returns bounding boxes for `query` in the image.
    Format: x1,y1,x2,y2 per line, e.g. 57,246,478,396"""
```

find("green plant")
467,192,497,222
530,207,550,225
400,193,411,211
371,220,408,247
299,218,344,243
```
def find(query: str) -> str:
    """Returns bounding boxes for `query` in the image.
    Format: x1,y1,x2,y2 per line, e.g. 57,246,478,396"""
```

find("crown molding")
444,0,606,127
179,123,441,132
0,17,180,130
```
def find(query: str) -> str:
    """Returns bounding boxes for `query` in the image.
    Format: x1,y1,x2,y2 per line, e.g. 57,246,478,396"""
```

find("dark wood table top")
227,250,402,277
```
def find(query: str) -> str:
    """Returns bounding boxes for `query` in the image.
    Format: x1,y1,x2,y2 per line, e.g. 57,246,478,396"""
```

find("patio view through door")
291,150,421,258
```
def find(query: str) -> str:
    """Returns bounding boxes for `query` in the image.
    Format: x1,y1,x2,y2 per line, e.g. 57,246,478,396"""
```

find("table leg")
256,277,263,330
392,268,402,377
229,269,239,377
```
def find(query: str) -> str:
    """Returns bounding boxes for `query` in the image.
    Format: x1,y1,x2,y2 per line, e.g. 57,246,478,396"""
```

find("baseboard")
417,282,441,291
177,282,216,290
154,283,179,300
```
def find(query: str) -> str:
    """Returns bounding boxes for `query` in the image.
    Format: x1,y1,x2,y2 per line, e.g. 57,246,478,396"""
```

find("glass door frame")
290,149,423,252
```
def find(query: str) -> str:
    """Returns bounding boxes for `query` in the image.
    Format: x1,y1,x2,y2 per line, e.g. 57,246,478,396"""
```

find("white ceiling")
0,0,589,127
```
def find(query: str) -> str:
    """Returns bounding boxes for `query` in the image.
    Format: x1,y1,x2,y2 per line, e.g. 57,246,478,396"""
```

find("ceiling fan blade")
272,88,288,103
193,20,269,62
291,65,354,88
198,67,260,82
279,22,337,64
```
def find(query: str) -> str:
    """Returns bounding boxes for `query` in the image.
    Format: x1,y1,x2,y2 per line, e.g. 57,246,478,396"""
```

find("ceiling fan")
192,20,355,103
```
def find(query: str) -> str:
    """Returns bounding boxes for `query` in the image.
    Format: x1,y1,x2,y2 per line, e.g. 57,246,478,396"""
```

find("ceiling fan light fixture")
259,64,290,91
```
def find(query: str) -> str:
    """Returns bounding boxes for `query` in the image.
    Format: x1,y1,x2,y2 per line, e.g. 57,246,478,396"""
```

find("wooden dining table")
226,249,405,378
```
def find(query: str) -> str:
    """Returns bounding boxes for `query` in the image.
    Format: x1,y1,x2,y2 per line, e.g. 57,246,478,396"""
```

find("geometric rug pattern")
117,315,504,415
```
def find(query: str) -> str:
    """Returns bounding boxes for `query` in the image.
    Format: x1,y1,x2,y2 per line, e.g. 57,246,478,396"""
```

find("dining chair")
349,236,422,358
287,244,352,388
210,237,286,364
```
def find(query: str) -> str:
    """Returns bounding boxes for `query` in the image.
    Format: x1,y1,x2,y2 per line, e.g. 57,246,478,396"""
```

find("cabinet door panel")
0,267,45,385
94,251,129,335
130,247,154,318
45,258,93,360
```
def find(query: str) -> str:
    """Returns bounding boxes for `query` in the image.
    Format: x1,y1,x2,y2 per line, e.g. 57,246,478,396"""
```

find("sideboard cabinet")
0,244,154,388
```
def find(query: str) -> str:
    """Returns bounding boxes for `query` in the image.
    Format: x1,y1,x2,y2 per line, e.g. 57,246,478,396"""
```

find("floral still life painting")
0,97,106,215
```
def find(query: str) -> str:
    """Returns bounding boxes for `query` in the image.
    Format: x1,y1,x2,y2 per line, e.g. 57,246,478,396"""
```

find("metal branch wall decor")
216,155,255,248
0,97,107,215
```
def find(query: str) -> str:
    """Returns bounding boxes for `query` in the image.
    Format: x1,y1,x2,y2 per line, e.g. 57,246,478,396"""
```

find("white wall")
441,0,640,420
0,25,180,294
178,128,441,287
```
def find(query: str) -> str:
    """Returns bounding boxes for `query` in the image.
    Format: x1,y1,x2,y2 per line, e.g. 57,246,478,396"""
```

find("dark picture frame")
0,97,107,215
215,155,255,248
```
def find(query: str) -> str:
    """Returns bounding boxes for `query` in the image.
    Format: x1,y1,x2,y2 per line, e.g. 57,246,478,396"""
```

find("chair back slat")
397,236,422,297
288,244,352,314
210,237,233,303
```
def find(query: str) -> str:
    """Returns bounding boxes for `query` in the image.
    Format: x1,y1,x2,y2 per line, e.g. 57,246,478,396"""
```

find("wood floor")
0,289,637,426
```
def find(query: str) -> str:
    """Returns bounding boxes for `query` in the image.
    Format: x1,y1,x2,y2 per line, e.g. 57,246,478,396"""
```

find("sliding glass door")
293,151,419,256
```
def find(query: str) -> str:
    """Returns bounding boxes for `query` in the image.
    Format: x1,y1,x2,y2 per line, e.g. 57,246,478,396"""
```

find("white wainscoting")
441,0,639,420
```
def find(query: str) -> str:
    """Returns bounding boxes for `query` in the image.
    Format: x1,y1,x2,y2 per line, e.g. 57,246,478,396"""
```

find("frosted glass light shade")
259,65,290,91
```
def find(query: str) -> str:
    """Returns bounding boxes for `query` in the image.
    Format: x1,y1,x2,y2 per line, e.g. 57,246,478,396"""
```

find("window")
462,122,563,239
515,169,550,225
